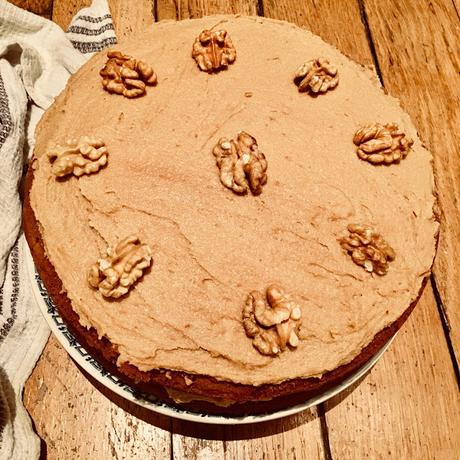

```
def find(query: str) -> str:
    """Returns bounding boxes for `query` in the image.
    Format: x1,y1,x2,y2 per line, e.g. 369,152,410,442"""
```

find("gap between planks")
257,0,264,17
452,0,460,21
431,274,460,388
357,0,384,85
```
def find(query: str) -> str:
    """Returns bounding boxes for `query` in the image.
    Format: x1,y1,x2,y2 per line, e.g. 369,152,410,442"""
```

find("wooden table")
11,0,460,458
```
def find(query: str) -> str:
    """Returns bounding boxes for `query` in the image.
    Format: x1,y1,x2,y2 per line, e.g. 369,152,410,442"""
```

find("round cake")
23,15,439,415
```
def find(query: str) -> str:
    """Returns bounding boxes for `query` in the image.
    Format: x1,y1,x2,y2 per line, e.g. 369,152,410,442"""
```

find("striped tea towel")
0,1,116,458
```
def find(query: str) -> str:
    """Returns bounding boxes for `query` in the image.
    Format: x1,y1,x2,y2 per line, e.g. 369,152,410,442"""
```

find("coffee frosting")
30,16,438,386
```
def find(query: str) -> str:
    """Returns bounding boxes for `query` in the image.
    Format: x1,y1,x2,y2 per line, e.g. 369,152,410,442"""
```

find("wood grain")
263,0,373,65
454,1,460,20
155,0,258,21
170,409,326,459
172,422,226,459
325,286,460,459
7,0,53,18
23,336,172,460
52,0,91,31
224,410,326,460
361,0,460,365
107,0,155,40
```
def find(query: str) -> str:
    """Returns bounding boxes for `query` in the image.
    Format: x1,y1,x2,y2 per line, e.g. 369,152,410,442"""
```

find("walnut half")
47,137,108,178
339,224,395,276
100,50,157,98
353,123,413,165
88,235,152,298
242,284,302,356
192,29,236,72
294,57,339,94
213,131,268,195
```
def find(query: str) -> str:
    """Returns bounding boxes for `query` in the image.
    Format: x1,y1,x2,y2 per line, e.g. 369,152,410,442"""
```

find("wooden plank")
155,1,324,457
107,0,155,40
52,0,92,31
7,0,53,18
171,409,326,460
23,336,172,460
263,0,373,66
325,286,460,458
224,409,326,460
172,422,226,459
156,0,258,21
361,0,460,365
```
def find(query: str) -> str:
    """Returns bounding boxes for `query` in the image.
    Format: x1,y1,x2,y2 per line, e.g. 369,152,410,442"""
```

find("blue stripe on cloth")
71,13,112,24
70,36,117,54
67,22,114,36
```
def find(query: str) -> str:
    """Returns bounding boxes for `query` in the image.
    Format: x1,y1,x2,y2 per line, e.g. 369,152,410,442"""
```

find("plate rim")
24,238,395,425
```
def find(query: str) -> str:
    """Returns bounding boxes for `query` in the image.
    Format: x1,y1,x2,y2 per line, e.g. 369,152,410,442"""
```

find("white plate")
24,238,394,425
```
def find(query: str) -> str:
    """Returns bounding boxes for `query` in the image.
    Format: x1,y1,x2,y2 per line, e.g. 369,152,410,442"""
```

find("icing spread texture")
30,16,438,385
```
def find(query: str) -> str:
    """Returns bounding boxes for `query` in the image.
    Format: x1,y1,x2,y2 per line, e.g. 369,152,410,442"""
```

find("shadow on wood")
322,372,369,413
76,362,172,433
75,354,369,441
171,407,318,440
78,356,318,439
72,344,370,441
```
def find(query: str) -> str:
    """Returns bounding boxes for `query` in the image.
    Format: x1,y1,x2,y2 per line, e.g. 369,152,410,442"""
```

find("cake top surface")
30,15,438,385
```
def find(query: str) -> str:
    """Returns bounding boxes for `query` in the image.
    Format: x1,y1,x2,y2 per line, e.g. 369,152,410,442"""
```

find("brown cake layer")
23,165,428,415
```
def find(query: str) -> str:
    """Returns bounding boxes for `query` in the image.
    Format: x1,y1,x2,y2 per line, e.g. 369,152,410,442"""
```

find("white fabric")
0,1,116,458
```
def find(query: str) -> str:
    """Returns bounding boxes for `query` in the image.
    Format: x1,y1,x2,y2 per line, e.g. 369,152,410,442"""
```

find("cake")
23,15,439,415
